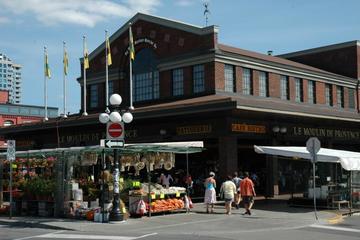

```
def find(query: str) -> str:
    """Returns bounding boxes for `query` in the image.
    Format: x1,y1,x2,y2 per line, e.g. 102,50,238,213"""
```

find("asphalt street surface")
0,205,359,240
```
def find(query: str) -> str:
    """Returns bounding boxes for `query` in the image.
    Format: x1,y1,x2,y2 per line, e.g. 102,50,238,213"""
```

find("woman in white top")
220,175,237,215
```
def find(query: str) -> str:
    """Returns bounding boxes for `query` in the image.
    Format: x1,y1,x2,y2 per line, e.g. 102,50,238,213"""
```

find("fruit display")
149,198,184,213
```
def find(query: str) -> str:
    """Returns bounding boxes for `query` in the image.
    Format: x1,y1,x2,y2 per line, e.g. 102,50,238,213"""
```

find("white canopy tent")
254,146,360,171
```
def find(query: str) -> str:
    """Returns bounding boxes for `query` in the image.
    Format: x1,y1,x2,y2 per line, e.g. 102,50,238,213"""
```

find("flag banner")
84,40,89,69
63,47,69,75
106,35,112,66
129,26,135,61
44,50,51,78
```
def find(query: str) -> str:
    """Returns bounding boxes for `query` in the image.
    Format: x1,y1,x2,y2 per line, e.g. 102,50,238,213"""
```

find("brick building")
0,13,359,196
0,90,58,149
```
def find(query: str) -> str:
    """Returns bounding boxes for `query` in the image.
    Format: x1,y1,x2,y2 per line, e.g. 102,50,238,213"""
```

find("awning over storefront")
254,145,360,171
0,141,204,157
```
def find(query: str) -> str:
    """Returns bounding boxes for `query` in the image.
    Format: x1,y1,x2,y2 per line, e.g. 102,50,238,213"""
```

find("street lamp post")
99,93,133,222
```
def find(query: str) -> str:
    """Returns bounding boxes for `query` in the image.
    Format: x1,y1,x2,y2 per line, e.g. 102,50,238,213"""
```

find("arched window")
3,120,14,127
133,48,159,102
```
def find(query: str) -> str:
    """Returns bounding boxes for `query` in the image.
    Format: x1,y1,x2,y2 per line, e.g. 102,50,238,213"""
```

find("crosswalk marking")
34,232,157,240
310,224,360,233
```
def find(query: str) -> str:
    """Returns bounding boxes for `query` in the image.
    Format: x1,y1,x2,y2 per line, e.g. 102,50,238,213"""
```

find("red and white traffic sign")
106,122,124,140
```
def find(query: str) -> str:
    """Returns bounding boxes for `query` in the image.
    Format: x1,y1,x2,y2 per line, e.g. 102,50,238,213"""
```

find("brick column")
303,79,308,103
332,85,338,107
236,66,243,93
253,70,259,96
289,77,296,101
269,73,280,98
316,82,325,104
218,136,238,180
214,62,224,91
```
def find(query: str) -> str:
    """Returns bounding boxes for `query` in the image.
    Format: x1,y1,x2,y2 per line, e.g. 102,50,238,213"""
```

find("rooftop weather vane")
204,2,210,26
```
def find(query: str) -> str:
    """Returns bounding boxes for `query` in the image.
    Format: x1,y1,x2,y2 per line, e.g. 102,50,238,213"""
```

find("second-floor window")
172,68,184,96
325,84,333,106
280,75,289,100
224,64,235,92
242,68,252,95
259,71,269,97
337,86,344,108
90,84,98,108
349,88,355,109
193,64,205,93
308,80,316,104
295,78,303,102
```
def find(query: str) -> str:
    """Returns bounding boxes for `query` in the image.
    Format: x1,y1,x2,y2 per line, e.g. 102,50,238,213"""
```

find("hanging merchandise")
136,200,147,215
80,152,98,166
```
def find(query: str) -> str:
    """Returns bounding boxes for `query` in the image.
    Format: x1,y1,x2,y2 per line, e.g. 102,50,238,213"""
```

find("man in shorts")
240,172,256,215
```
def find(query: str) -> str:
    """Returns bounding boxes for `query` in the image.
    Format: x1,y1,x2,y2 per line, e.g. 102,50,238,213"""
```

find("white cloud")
0,16,9,24
175,0,194,7
0,0,161,27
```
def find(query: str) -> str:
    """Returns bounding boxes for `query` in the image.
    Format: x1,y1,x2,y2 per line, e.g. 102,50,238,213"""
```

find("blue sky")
0,0,359,115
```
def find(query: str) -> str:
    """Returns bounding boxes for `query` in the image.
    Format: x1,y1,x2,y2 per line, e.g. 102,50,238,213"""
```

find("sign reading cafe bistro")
293,126,360,140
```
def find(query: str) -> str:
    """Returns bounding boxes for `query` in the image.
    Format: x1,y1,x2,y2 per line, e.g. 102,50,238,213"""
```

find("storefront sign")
176,125,212,135
59,130,138,146
231,123,266,134
293,126,360,140
125,38,157,56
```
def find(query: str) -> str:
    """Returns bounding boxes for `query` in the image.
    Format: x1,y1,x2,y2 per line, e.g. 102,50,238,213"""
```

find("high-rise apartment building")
0,53,21,104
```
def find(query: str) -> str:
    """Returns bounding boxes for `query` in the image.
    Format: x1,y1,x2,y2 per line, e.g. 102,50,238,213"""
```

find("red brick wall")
160,70,172,98
285,45,358,79
236,66,243,93
303,79,308,103
316,82,326,104
86,20,215,75
269,73,280,98
332,85,338,107
289,77,296,101
183,66,192,95
252,70,259,96
214,62,224,91
0,91,9,104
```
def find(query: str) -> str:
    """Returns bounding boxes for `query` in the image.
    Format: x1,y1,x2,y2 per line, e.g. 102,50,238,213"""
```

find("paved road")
0,205,359,240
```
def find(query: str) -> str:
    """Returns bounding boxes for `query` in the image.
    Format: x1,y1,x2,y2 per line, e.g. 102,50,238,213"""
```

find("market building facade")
1,13,360,201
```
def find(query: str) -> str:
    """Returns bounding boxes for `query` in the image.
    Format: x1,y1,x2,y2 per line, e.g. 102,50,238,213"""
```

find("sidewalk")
0,199,344,232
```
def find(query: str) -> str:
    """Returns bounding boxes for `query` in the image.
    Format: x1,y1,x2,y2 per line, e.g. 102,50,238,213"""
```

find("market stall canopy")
254,145,360,171
0,141,204,157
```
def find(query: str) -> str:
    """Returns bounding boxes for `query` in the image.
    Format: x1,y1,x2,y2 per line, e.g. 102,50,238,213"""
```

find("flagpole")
129,23,134,110
44,46,48,121
83,36,88,116
105,30,110,113
63,41,68,118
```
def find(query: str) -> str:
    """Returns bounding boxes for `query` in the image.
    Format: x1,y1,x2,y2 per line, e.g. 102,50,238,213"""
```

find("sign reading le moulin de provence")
293,126,360,140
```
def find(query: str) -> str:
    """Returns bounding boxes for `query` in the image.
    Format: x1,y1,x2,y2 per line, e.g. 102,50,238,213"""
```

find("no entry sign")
106,122,124,140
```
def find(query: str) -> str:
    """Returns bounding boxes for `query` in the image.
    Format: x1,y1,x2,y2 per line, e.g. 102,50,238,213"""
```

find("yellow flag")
106,35,112,66
84,40,89,69
44,50,51,78
129,26,135,61
63,48,69,75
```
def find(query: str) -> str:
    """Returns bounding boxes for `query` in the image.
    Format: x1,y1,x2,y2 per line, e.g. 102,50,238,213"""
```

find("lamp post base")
110,196,124,221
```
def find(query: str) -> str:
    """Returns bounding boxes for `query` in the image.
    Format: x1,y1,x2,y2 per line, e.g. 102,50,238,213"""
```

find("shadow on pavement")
0,219,73,231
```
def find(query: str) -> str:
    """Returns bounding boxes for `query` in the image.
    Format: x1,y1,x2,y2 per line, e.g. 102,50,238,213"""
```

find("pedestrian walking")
232,172,242,209
240,172,256,215
204,171,216,213
220,175,237,215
